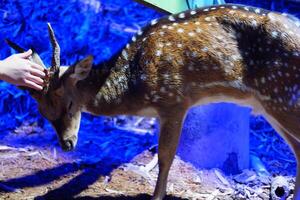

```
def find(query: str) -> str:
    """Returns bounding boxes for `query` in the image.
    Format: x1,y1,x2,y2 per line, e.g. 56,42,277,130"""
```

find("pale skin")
0,49,45,91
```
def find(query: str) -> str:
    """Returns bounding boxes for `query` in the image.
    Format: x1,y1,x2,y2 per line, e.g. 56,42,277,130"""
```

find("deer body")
7,4,300,200
73,5,300,199
81,4,300,122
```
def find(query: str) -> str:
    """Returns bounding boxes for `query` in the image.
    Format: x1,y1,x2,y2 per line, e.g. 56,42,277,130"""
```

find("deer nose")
61,139,75,151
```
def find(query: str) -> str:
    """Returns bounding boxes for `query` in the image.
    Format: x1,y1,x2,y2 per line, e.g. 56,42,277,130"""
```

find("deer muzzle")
51,117,80,152
60,135,78,151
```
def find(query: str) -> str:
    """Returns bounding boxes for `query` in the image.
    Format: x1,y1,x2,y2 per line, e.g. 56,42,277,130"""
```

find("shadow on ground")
1,161,129,199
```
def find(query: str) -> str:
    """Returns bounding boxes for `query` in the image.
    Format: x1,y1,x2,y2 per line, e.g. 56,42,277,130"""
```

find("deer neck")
79,50,137,115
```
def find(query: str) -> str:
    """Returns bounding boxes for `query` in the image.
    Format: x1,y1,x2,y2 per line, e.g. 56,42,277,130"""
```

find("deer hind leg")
268,114,300,200
265,114,300,200
152,109,186,200
279,132,300,200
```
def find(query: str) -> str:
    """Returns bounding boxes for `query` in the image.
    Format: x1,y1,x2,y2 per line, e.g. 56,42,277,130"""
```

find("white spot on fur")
178,13,185,18
205,17,211,22
191,52,197,57
255,8,261,14
271,31,278,38
122,50,128,60
190,10,196,15
156,50,162,57
188,32,195,37
157,43,164,48
151,19,158,25
202,47,208,52
177,28,184,33
141,74,147,80
196,28,202,33
168,16,175,21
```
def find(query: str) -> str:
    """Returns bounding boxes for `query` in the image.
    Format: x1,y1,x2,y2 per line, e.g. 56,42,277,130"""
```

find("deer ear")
70,56,93,83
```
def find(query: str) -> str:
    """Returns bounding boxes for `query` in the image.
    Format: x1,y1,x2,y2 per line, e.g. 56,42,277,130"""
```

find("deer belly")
136,107,158,117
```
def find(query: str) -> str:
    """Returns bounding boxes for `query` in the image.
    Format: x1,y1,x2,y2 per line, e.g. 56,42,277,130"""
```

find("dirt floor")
0,147,296,200
0,119,296,200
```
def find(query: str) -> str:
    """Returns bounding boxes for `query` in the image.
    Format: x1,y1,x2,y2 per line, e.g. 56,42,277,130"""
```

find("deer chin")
60,135,78,151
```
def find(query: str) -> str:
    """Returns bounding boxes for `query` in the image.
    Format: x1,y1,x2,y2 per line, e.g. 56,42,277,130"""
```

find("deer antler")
47,23,60,76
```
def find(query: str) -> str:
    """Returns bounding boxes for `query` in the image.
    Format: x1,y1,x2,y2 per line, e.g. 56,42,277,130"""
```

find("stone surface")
177,103,251,175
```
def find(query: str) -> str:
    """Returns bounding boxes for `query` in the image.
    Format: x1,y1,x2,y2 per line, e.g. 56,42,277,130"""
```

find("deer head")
6,24,94,151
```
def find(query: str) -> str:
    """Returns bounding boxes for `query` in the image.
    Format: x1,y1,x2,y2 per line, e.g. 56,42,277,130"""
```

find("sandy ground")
0,146,295,200
0,120,296,200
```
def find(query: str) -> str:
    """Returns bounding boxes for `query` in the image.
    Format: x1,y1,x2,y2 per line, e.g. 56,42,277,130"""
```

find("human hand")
0,50,46,91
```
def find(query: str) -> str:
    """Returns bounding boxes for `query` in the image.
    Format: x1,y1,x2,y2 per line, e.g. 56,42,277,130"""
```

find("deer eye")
68,101,73,110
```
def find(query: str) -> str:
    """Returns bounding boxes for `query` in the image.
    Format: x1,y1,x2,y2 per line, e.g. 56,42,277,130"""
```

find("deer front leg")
152,109,186,200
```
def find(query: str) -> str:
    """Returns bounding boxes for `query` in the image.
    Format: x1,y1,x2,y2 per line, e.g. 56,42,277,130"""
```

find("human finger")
28,60,45,72
24,79,43,91
17,49,32,59
27,74,44,86
29,67,46,78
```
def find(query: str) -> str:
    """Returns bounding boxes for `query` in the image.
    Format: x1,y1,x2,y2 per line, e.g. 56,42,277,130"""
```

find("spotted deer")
6,3,300,200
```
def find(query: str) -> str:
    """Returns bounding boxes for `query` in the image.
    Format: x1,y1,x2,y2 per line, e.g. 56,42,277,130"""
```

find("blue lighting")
0,0,298,198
